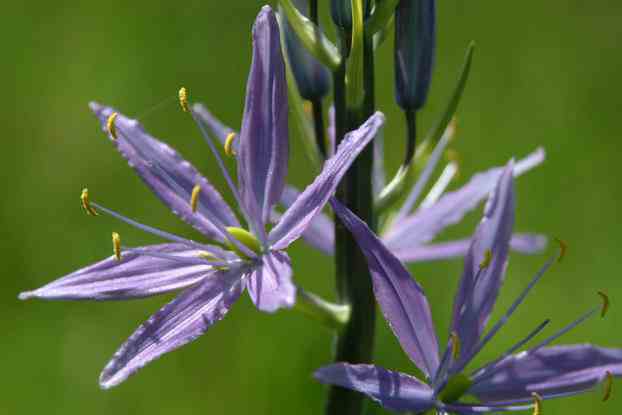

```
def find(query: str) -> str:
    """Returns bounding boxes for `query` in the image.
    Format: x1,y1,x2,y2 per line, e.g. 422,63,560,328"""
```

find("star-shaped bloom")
315,162,621,413
19,6,384,389
195,103,546,265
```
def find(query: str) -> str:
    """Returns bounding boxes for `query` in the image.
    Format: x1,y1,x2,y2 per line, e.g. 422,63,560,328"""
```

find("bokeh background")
3,1,621,414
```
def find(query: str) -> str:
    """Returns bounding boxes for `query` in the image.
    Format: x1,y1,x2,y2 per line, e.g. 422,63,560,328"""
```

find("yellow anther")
224,132,237,157
80,188,98,216
531,392,542,415
106,112,119,139
446,149,461,178
190,184,201,213
446,117,458,142
303,100,312,116
112,232,122,261
598,291,610,318
554,237,567,263
602,371,613,402
179,87,189,112
479,249,492,269
450,331,461,360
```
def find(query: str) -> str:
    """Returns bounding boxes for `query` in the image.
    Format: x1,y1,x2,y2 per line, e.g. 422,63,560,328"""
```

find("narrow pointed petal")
19,244,216,301
450,163,515,369
90,103,239,242
469,345,622,402
269,112,385,250
191,103,239,152
331,199,439,378
99,267,246,389
372,127,386,197
247,251,296,312
238,6,289,229
383,148,544,250
279,185,334,254
314,364,435,413
392,233,547,263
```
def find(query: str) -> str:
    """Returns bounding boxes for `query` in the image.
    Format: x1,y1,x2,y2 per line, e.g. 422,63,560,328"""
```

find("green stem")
311,98,327,158
325,29,376,415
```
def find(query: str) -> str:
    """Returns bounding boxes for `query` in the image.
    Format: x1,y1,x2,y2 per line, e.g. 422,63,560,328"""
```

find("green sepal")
279,0,342,71
225,227,262,258
374,42,475,213
366,0,400,36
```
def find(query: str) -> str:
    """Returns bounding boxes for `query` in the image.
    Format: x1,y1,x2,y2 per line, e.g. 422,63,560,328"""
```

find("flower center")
438,373,473,404
225,227,262,257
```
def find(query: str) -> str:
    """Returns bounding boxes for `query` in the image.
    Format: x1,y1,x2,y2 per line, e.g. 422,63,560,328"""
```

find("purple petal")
89,103,239,243
237,6,289,229
331,199,439,378
279,185,334,255
470,345,622,402
450,162,515,369
327,105,336,156
247,251,296,312
393,233,547,263
192,103,239,153
99,267,246,389
19,244,214,300
269,112,385,250
314,364,434,412
372,127,386,198
383,148,544,251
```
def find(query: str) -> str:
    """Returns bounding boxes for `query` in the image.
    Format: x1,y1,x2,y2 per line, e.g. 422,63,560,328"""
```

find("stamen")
112,232,121,260
224,132,237,156
603,371,613,402
80,188,98,216
445,149,461,177
598,291,610,318
479,249,492,269
190,184,201,213
419,162,458,210
554,237,567,262
106,112,119,139
179,87,189,112
532,392,542,415
450,332,461,361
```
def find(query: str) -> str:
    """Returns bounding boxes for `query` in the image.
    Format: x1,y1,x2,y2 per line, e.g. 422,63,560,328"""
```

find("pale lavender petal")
383,148,544,250
19,244,214,301
269,112,385,250
450,163,515,369
89,103,239,243
279,185,334,254
192,103,239,153
372,126,386,198
327,105,335,156
237,6,289,229
470,345,622,402
247,251,296,312
314,364,435,413
331,199,439,378
99,266,246,389
392,233,547,263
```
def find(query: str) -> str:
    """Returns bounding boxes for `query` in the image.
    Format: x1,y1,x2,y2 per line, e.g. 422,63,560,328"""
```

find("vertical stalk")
312,98,327,157
326,27,376,415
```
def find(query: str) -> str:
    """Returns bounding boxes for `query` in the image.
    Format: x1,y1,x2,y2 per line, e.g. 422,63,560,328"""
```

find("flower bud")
394,0,436,110
330,0,370,30
283,0,331,100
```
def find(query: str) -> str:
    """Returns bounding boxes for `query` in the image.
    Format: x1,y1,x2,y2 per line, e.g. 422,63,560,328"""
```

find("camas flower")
19,5,384,389
315,162,621,413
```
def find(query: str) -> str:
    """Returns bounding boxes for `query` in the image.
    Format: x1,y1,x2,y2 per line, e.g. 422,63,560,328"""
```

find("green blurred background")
3,1,621,414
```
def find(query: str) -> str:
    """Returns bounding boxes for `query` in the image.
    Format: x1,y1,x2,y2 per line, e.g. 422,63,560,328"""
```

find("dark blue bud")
330,0,370,30
284,0,331,100
394,0,436,110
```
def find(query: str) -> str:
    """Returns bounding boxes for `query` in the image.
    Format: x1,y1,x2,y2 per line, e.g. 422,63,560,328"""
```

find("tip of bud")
106,112,119,140
598,291,610,318
224,132,237,157
179,87,190,112
112,232,122,261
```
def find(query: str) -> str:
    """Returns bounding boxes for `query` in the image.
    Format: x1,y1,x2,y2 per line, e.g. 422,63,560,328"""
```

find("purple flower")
199,104,547,262
19,5,385,389
315,162,621,413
